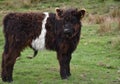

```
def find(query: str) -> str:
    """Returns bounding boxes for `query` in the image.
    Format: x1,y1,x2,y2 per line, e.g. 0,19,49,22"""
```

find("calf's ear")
77,9,86,20
55,8,63,19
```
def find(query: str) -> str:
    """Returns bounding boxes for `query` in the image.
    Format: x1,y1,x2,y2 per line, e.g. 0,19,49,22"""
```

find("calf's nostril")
64,29,71,34
64,29,69,32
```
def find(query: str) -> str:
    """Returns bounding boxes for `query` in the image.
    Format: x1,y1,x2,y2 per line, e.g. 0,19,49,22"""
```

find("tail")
27,46,38,59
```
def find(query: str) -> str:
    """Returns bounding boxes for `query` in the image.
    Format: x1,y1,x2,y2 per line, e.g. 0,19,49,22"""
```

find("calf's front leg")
57,52,72,79
66,54,71,77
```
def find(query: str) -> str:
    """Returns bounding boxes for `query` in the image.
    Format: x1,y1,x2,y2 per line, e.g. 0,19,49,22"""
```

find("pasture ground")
0,0,120,84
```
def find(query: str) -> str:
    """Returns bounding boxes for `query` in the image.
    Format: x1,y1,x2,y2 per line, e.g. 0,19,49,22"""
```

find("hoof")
67,73,71,77
2,76,13,83
61,76,68,80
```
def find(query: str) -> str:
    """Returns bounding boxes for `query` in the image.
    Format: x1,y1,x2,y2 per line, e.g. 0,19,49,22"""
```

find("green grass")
0,24,120,84
0,0,120,84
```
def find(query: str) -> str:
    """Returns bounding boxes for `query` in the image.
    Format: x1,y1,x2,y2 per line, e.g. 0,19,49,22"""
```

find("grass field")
0,0,120,84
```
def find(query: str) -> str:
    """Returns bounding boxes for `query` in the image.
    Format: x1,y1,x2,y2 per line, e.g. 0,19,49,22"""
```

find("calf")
1,8,86,82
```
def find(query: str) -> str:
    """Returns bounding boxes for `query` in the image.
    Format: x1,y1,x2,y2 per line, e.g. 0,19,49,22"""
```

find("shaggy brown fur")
1,8,85,82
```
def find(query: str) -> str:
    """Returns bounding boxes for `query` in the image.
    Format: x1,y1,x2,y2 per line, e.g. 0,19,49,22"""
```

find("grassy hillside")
0,0,120,84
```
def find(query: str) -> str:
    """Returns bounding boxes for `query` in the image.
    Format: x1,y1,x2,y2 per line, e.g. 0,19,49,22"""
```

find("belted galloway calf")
1,8,86,82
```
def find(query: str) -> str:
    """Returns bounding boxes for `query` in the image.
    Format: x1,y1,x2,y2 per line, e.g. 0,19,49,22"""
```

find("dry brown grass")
2,0,33,9
87,8,120,25
97,21,112,35
94,15,105,24
21,0,32,7
117,18,120,31
87,14,105,24
96,16,120,36
87,12,119,36
110,8,120,18
2,0,59,8
87,14,95,24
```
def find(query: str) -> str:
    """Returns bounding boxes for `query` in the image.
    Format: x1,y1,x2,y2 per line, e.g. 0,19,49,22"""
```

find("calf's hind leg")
1,47,21,82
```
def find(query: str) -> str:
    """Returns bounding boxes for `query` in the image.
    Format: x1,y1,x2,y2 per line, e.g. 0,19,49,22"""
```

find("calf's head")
56,8,86,38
